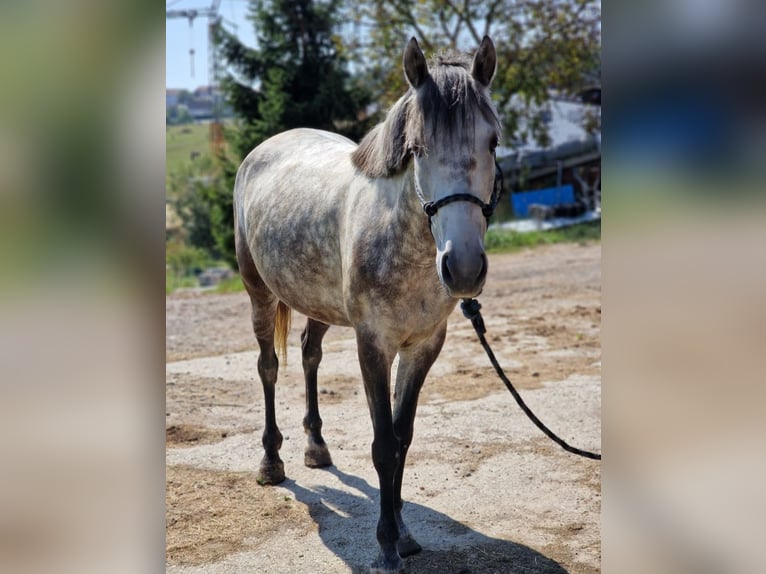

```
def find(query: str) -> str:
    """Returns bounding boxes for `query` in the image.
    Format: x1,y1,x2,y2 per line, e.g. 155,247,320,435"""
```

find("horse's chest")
345,245,451,336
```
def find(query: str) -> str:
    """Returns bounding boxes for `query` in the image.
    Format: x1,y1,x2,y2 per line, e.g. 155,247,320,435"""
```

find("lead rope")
460,298,602,460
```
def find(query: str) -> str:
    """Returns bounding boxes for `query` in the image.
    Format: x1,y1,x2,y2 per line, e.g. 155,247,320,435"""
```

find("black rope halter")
419,153,505,227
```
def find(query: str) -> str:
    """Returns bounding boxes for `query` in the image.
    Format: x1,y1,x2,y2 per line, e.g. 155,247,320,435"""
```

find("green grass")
165,240,218,294
166,123,213,175
485,220,601,253
215,274,245,294
165,267,244,295
166,270,198,294
165,240,246,295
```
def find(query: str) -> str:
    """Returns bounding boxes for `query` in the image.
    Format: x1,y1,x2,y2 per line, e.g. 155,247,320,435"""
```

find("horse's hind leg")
237,234,285,485
392,323,447,557
253,304,285,485
301,318,333,468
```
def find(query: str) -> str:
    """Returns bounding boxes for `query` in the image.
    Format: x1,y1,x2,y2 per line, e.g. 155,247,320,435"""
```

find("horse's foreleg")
301,318,332,468
356,331,402,574
392,323,447,557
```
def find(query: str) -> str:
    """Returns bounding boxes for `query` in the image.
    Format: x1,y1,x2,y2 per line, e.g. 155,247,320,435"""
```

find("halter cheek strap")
417,155,505,227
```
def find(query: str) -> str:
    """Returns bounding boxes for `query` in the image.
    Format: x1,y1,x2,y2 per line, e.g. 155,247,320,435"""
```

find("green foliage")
166,242,216,276
166,241,216,293
353,0,600,145
166,104,193,125
215,0,374,161
166,270,198,295
167,160,236,268
214,274,246,294
166,124,216,185
485,220,600,253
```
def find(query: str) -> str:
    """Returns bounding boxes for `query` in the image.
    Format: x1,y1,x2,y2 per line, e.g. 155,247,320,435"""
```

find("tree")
167,158,237,268
167,157,225,258
204,0,373,267
216,0,373,158
350,0,600,147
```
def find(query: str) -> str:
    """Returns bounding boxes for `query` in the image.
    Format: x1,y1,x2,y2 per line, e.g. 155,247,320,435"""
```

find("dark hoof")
397,535,422,557
257,458,285,485
369,553,404,574
304,442,333,468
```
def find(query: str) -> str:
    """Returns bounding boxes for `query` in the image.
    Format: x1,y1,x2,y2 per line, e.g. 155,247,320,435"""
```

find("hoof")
369,555,404,574
397,535,422,557
304,442,333,468
257,458,285,485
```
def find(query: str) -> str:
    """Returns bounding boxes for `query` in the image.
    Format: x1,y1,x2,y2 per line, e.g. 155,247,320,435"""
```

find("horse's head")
403,37,501,298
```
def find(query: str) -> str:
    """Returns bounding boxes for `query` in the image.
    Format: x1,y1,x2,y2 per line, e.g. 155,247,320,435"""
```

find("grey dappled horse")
234,37,502,574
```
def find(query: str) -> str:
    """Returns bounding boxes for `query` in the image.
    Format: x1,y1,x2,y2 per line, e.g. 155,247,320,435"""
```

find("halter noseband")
418,155,505,227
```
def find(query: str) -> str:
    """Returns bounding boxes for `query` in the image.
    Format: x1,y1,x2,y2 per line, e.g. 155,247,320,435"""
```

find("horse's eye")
489,135,498,152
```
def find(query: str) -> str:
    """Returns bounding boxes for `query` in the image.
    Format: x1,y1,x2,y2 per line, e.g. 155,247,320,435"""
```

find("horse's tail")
274,300,292,364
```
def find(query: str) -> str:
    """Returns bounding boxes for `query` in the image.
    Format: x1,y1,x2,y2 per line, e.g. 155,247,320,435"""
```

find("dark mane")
351,51,502,178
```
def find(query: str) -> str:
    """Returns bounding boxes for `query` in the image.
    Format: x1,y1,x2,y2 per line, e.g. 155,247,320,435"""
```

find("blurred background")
603,2,766,573
1,1,165,573
0,0,764,572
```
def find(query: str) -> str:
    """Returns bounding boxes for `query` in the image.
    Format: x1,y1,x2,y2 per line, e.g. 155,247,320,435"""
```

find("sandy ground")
166,242,601,573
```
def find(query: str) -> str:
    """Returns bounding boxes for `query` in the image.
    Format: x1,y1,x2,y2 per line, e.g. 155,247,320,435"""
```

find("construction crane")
167,0,225,156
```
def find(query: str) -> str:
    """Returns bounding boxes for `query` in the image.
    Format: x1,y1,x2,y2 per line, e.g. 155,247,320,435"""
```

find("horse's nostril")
441,254,453,284
440,251,486,295
477,253,488,284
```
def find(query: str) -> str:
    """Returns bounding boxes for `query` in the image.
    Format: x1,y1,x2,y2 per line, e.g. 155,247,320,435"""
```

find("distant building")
166,86,232,123
497,89,601,215
193,85,218,99
186,99,214,121
166,88,183,108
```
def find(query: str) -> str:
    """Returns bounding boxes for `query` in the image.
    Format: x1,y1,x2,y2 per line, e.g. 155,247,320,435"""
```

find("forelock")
408,51,501,152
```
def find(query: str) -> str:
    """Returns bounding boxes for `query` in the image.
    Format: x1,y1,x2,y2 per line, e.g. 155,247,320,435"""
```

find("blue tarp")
511,184,575,217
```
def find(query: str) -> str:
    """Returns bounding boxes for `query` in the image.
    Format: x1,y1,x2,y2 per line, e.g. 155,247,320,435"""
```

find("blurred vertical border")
604,0,766,572
0,1,165,573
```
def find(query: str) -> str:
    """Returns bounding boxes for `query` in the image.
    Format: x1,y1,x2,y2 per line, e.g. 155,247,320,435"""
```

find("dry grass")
166,465,315,566
166,424,232,447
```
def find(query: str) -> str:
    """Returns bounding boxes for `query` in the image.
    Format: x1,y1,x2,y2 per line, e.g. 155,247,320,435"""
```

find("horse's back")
235,128,359,325
236,128,354,200
242,127,355,164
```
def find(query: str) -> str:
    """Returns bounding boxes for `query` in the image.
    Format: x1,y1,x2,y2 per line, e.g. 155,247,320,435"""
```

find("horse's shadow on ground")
281,466,569,574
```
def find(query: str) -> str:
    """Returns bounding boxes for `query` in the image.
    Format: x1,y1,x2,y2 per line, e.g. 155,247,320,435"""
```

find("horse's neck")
389,167,436,261
398,168,421,211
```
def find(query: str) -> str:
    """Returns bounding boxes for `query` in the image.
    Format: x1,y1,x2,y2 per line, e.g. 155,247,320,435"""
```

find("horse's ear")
471,36,497,87
403,37,428,88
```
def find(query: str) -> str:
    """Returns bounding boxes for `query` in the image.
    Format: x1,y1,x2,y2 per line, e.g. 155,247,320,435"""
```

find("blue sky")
166,0,256,91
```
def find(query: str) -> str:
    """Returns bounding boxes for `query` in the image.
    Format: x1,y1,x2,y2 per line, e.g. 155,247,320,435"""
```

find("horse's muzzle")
440,250,488,298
